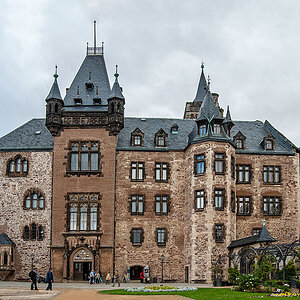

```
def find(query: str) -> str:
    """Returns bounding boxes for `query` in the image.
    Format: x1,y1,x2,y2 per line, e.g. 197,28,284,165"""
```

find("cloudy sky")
0,0,300,146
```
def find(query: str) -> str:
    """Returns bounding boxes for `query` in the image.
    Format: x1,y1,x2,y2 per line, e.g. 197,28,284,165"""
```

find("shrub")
236,274,261,292
228,266,239,285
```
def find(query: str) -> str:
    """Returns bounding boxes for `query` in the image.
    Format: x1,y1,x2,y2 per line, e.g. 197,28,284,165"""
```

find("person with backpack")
29,267,38,290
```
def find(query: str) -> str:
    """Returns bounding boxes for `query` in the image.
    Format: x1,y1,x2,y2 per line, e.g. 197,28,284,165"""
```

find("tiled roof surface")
0,233,15,245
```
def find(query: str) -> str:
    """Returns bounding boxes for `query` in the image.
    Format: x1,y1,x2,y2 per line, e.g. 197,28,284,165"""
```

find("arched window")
7,156,28,176
16,157,21,172
32,193,38,209
54,103,58,113
31,223,37,240
3,252,8,266
23,160,28,173
9,160,14,172
24,190,45,209
25,195,31,208
39,196,44,209
38,226,44,240
23,225,30,240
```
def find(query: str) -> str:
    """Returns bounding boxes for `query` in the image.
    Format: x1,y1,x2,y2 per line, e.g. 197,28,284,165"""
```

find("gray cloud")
0,0,299,146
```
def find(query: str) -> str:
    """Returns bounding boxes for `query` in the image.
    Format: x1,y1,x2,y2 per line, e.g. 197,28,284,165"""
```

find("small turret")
223,105,234,137
107,65,125,135
45,66,64,136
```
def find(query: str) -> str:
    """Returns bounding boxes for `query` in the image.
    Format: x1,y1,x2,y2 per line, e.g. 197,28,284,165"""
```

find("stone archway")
69,247,94,281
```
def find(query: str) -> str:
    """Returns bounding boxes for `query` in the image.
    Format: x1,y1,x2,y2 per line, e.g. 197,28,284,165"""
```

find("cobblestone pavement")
0,281,213,299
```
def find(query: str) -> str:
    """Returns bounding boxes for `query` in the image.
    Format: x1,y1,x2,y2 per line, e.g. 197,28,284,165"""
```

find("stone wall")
0,151,52,280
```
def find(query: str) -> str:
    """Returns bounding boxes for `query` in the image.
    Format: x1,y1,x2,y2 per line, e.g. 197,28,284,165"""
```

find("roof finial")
263,219,266,226
93,20,97,52
201,60,204,70
114,65,119,81
54,65,58,79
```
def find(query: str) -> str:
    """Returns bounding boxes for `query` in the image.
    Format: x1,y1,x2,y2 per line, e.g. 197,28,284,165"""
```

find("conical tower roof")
108,66,125,100
46,67,62,101
193,62,207,102
223,105,234,125
257,220,276,243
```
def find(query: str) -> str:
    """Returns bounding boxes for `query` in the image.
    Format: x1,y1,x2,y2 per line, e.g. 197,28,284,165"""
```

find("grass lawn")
98,288,300,299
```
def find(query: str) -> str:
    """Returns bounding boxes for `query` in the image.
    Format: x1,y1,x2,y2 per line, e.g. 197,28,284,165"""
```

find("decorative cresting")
107,65,125,135
45,66,63,136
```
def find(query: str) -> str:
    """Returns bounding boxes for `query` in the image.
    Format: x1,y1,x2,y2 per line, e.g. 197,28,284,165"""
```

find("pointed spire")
224,105,234,124
46,66,62,100
107,65,125,100
256,220,276,243
193,61,207,102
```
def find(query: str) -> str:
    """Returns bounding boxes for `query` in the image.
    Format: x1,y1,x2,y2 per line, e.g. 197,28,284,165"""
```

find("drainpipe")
50,150,54,268
113,147,118,276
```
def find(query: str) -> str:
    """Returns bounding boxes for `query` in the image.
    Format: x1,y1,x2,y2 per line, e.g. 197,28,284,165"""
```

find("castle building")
0,31,299,283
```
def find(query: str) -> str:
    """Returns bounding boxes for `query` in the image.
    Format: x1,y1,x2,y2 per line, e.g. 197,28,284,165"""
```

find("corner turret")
107,66,125,135
45,66,63,136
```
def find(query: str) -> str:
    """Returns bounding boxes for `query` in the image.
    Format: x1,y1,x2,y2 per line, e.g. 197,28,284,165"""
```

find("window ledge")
194,173,205,177
236,182,251,184
62,231,102,236
263,183,281,185
236,213,251,216
215,240,224,244
195,208,205,212
132,242,142,247
157,243,166,247
66,171,102,177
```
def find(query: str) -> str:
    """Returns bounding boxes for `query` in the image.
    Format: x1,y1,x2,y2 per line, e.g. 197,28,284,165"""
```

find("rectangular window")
80,206,87,230
155,195,169,215
70,206,77,231
236,165,251,183
155,163,168,182
130,195,144,215
71,153,79,171
131,162,144,181
214,153,225,174
90,153,98,171
231,156,235,178
157,228,167,245
215,224,224,243
231,190,235,213
236,139,243,149
214,124,221,134
131,228,143,244
157,136,165,146
253,228,261,235
263,166,281,184
81,153,89,171
263,196,281,216
199,124,207,136
195,190,205,210
236,196,251,215
90,206,97,230
195,154,205,175
214,189,225,210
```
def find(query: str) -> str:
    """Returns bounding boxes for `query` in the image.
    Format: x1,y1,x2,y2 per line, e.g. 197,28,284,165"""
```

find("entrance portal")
130,265,144,280
71,248,93,281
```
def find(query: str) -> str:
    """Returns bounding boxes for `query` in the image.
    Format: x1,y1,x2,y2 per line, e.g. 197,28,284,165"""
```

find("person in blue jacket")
46,267,54,290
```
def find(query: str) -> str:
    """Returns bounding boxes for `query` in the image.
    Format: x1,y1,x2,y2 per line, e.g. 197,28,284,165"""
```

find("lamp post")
161,254,165,283
30,253,34,270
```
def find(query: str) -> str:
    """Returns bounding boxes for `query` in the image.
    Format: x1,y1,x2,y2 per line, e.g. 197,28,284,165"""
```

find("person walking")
89,270,95,284
29,267,38,290
106,272,111,285
46,267,54,290
112,270,120,287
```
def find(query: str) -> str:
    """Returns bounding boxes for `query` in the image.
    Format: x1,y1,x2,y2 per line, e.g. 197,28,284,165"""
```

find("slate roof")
46,76,62,101
0,233,15,245
228,225,276,249
108,75,125,100
193,65,207,102
63,54,111,112
0,119,53,151
231,120,297,155
117,117,195,151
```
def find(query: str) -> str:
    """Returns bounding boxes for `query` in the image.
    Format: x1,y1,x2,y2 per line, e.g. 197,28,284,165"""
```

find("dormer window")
234,131,246,150
85,82,94,90
266,140,273,150
236,139,243,149
155,129,168,147
263,134,275,151
213,124,221,134
171,124,178,134
93,98,101,105
199,124,207,136
131,128,144,147
74,98,82,105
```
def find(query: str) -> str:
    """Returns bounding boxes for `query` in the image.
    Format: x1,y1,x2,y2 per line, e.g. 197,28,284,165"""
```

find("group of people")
29,267,54,291
88,270,103,284
88,270,130,286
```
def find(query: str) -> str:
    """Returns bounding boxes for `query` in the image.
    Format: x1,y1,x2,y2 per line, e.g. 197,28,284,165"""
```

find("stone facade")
0,151,52,280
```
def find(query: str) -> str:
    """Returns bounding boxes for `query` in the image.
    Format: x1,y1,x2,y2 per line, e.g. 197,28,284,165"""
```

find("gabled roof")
63,54,111,112
0,233,15,245
228,224,276,249
196,90,223,121
193,64,207,102
0,119,53,151
46,74,62,101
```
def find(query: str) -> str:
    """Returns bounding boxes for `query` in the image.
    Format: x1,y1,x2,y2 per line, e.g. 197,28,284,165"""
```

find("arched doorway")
70,248,93,281
130,265,144,280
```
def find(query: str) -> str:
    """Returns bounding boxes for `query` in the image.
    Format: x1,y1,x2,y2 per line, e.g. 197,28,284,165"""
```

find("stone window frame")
236,196,251,216
194,153,206,176
214,223,225,243
66,193,101,232
7,155,29,177
155,228,168,246
129,195,145,215
263,196,282,216
155,195,170,215
155,128,168,147
214,152,226,175
214,188,225,211
231,190,236,213
67,141,101,175
130,228,144,246
130,162,145,182
131,128,144,147
154,162,169,182
233,131,246,150
23,188,45,210
236,164,252,184
195,189,206,211
22,223,44,241
263,165,281,185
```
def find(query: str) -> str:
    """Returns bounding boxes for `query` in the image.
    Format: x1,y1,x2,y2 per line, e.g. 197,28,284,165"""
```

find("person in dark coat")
46,267,54,290
29,267,38,290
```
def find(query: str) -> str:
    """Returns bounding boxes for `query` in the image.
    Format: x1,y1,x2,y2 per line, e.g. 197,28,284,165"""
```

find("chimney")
212,93,219,105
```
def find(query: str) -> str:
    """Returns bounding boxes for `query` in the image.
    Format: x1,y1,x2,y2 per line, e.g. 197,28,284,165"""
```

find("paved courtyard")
0,281,212,299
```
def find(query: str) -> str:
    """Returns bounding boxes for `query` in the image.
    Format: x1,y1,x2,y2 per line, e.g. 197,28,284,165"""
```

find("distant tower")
45,66,63,136
107,65,125,135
